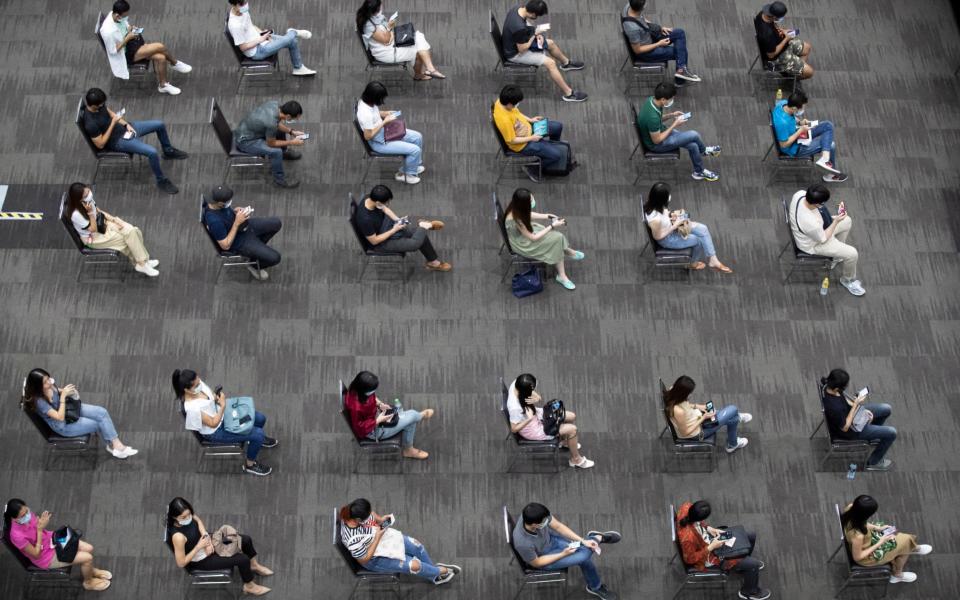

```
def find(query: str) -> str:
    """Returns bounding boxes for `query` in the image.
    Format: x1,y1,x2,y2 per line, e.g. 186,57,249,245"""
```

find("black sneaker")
282,150,302,161
162,147,189,160
674,67,702,82
562,90,588,102
243,461,272,476
273,177,300,189
157,178,179,194
585,584,618,600
586,530,622,544
262,437,279,448
559,60,584,71
738,589,771,600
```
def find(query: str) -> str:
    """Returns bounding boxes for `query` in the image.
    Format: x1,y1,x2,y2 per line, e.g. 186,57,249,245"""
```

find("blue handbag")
222,396,255,435
512,267,543,298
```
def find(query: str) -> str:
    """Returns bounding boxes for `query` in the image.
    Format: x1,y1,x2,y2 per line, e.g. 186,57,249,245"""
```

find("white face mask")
530,197,536,209
239,5,249,14
83,191,94,205
178,515,193,526
775,17,784,23
663,98,675,108
48,378,56,386
795,109,805,117
190,381,203,395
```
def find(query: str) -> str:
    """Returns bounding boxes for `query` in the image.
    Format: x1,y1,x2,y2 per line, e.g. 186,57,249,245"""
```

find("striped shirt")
341,520,377,559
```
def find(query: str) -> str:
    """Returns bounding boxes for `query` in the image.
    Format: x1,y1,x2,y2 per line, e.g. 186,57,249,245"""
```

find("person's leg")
667,29,689,70
119,226,150,264
196,553,255,583
233,226,282,269
520,140,565,174
639,45,678,65
237,138,285,181
832,215,852,245
133,42,174,85
801,40,812,58
252,30,303,69
127,119,175,150
863,402,891,426
403,536,442,581
657,229,703,261
78,404,121,446
541,534,603,590
373,408,423,447
544,39,571,66
112,136,164,181
541,56,573,96
688,223,718,261
402,129,423,173
728,556,762,596
813,236,858,281
369,139,422,176
379,227,440,263
652,130,705,173
72,550,95,581
860,422,897,465
246,217,283,245
713,404,741,449
558,422,583,462
206,422,265,463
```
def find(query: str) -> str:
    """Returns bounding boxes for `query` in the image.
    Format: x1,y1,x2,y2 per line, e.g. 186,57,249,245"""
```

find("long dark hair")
348,371,379,404
22,368,51,410
504,188,533,232
840,495,877,535
643,181,670,215
171,369,198,402
678,500,711,526
514,373,537,416
66,182,90,220
165,497,194,548
3,498,27,531
663,375,696,418
355,0,383,34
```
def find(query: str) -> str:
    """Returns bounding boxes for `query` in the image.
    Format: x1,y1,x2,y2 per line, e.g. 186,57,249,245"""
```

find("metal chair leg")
358,256,369,282
810,418,824,439
748,54,759,73
826,541,843,564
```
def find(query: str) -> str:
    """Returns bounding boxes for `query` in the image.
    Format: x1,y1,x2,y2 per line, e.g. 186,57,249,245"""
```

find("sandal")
687,261,706,271
425,70,446,79
429,220,445,230
83,578,111,592
93,569,113,580
420,408,435,420
403,448,430,460
413,74,433,81
711,263,733,274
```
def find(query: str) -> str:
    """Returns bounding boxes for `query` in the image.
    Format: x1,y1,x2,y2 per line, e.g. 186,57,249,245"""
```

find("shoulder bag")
393,22,416,47
212,525,242,557
541,399,566,437
62,391,82,425
53,526,82,563
383,118,407,142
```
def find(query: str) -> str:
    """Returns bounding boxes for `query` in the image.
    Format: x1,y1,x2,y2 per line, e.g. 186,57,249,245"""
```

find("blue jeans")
110,120,173,182
204,411,267,461
47,403,119,443
368,409,422,448
251,29,303,69
700,405,741,449
793,121,838,169
637,28,689,70
649,129,706,173
659,223,717,263
540,533,602,591
856,403,896,465
369,129,424,176
233,217,282,268
520,120,570,175
235,137,287,181
365,535,441,582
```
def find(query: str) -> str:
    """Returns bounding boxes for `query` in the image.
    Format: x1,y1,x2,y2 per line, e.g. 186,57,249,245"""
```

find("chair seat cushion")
631,60,667,71
186,566,233,576
794,249,830,261
240,54,277,67
655,248,694,258
79,248,119,257
45,432,92,443
357,435,402,447
643,150,680,160
96,151,132,159
365,249,405,258
228,139,263,158
198,439,243,448
515,437,556,447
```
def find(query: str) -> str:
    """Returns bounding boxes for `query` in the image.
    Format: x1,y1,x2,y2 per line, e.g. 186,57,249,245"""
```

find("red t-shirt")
344,390,379,439
9,513,55,569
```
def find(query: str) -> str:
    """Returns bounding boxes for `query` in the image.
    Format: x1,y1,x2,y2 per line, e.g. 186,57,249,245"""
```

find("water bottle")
393,398,402,410
846,463,857,480
820,277,829,296
776,88,783,101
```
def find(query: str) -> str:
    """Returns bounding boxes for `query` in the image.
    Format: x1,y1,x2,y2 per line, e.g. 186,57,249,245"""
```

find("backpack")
541,399,566,437
222,396,255,435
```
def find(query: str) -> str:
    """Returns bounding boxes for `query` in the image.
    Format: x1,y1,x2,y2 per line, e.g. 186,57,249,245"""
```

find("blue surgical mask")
120,16,129,25
239,5,249,14
16,511,31,525
530,197,536,209
795,109,805,117
178,516,193,526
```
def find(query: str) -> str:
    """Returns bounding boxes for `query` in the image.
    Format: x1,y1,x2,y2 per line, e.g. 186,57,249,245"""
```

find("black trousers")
721,531,762,595
191,534,257,583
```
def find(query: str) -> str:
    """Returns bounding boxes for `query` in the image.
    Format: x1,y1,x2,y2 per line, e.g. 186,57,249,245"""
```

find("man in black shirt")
356,185,451,272
81,87,186,194
203,185,281,281
821,368,897,471
753,2,814,79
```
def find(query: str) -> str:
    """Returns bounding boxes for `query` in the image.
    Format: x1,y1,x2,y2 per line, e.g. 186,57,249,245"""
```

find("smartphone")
260,29,273,35
389,11,399,22
392,110,402,118
881,526,896,536
298,133,310,140
123,130,134,139
134,27,144,35
858,386,869,398
382,514,395,528
705,400,716,421
244,207,255,215
681,112,692,121
838,201,847,215
214,385,223,397
718,530,732,540
117,108,126,117
567,540,581,549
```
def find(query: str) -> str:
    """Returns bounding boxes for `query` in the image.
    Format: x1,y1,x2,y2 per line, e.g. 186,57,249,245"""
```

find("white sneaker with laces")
158,82,181,95
146,259,160,268
913,544,932,555
295,29,313,39
171,61,192,74
889,572,917,583
394,172,420,184
135,264,159,277
815,156,841,174
247,266,269,281
569,456,595,469
739,412,753,424
839,278,866,296
291,66,317,76
726,437,748,453
121,447,139,458
416,166,426,174
107,446,137,459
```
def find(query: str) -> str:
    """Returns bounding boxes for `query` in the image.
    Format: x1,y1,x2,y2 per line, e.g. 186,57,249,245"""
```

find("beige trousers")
813,216,857,280
88,221,150,265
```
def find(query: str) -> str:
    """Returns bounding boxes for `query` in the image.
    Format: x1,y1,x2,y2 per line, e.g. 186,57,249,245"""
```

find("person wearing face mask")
356,0,444,80
64,182,158,277
507,373,593,468
512,503,621,600
202,185,281,282
355,185,452,273
171,369,277,477
166,497,273,596
772,90,847,182
99,0,192,95
643,182,733,273
621,0,702,84
226,0,316,76
502,188,584,290
637,82,721,182
21,368,138,460
4,499,112,592
821,369,895,470
494,85,576,184
233,100,305,189
754,1,814,80
343,371,436,460
356,81,425,184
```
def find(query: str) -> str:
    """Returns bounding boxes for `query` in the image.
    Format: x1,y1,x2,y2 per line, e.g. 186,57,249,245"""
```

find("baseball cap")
762,2,787,18
210,185,234,204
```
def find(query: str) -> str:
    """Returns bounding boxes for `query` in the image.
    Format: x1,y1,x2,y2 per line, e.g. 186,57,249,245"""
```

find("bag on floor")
512,267,543,298
222,396,255,435
541,399,566,437
394,23,416,47
53,526,82,563
212,525,242,557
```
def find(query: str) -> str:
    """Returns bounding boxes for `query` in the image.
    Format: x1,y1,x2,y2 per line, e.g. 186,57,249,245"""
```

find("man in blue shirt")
772,90,847,182
203,185,282,281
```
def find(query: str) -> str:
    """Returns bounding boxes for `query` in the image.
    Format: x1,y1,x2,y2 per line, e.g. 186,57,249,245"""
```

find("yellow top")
493,100,532,153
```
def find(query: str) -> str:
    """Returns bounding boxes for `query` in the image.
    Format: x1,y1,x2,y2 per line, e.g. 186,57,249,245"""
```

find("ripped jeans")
365,535,442,582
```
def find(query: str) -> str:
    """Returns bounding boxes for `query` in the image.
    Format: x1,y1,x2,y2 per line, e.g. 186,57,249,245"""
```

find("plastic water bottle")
776,88,783,101
820,277,829,296
393,398,402,410
846,463,857,480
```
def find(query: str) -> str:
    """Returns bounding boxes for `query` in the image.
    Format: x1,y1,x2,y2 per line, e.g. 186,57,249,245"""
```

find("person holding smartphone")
643,182,732,273
503,188,585,290
754,2,814,80
356,81,426,184
841,495,931,584
621,0,702,83
202,186,282,282
637,82,721,182
227,0,316,76
356,0,444,80
821,369,896,470
772,90,846,182
342,371,437,460
663,375,752,454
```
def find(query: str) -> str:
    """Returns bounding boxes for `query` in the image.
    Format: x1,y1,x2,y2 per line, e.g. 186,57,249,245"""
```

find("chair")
503,506,566,600
491,103,542,184
777,195,832,285
747,35,798,93
761,108,814,184
618,31,667,95
59,192,125,282
76,98,134,184
174,392,245,473
826,503,890,598
809,379,877,471
339,379,403,473
355,27,408,82
352,112,405,187
2,507,78,599
348,194,408,282
639,203,693,275
200,194,261,283
224,18,279,93
209,98,268,184
490,11,539,85
94,11,150,86
499,377,560,473
668,504,728,600
493,193,544,283
19,376,98,471
658,380,716,471
162,516,235,595
332,508,401,599
628,103,679,185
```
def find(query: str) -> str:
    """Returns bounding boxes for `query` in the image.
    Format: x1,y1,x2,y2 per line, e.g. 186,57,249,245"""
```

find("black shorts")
124,35,145,64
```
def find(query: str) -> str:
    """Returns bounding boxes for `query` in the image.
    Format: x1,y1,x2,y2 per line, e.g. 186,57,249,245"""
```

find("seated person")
676,500,769,600
663,375,750,453
171,368,277,476
494,85,575,183
754,2,813,79
234,100,305,189
166,497,272,596
227,0,315,76
356,0,444,80
507,373,592,467
22,368,138,459
4,499,112,592
66,182,158,277
621,0,701,83
772,90,846,182
340,498,460,585
503,188,584,290
343,370,435,460
203,185,281,282
841,495,932,584
501,1,587,102
643,182,732,273
637,83,720,181
356,185,451,272
81,88,186,195
99,0,192,95
789,185,865,296
357,81,425,184
821,369,895,470
512,503,621,600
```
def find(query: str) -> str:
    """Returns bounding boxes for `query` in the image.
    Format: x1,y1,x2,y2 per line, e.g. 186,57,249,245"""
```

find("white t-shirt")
506,380,527,424
644,209,672,233
227,11,262,58
789,190,827,254
70,202,98,241
356,100,383,132
183,381,221,435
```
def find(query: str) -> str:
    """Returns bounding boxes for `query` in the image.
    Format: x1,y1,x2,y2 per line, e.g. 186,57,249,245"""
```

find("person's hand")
834,212,848,224
707,538,726,551
561,545,577,556
37,511,51,529
582,538,599,550
215,390,227,407
546,213,559,220
530,390,542,403
382,112,398,124
376,411,392,424
393,220,408,232
234,209,250,226
61,384,78,397
535,34,545,47
260,32,272,42
701,410,716,422
657,37,672,47
672,115,686,126
879,533,896,544
292,130,305,137
552,218,566,227
529,134,543,142
289,137,305,146
798,124,810,133
126,124,136,136
661,26,673,35
529,116,544,122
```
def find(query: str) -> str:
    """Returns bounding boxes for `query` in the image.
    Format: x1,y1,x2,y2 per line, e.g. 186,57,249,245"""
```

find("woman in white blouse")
356,81,424,184
355,0,444,80
643,181,732,273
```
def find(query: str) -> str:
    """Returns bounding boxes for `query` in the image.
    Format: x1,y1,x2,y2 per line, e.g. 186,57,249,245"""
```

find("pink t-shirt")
9,513,55,568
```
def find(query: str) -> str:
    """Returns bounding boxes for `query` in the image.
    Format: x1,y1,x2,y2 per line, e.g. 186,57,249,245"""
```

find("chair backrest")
224,18,250,64
817,378,847,440
489,12,508,62
493,193,517,257
1,511,36,572
338,377,366,444
669,503,692,568
348,194,376,254
94,12,108,54
208,99,235,156
503,506,535,572
59,192,88,253
630,103,646,150
352,113,376,156
490,102,516,155
498,376,515,432
833,503,860,569
199,195,231,257
76,98,104,158
754,35,774,71
781,195,809,259
333,508,364,575
355,27,378,65
621,31,640,62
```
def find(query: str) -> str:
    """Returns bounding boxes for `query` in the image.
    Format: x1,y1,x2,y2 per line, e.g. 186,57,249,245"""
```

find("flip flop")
94,569,113,580
425,70,446,79
687,261,706,271
711,263,733,273
413,74,433,81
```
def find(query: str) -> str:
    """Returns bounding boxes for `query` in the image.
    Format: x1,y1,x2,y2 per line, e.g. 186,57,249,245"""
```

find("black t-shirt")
355,202,386,242
502,5,534,59
754,13,783,57
822,390,855,440
82,107,123,149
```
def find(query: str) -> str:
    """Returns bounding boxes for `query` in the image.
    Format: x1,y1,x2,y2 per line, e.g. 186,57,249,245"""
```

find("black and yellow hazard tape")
0,212,43,220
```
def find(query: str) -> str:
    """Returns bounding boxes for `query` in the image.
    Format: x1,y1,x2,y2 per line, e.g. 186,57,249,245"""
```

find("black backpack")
541,399,566,437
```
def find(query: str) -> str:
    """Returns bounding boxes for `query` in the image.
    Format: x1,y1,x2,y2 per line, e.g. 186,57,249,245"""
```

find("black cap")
762,2,787,18
211,185,233,204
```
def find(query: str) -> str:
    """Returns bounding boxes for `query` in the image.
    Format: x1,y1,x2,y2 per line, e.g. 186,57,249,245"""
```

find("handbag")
63,392,82,425
383,119,407,142
541,399,566,437
222,396,255,435
52,526,82,563
511,267,543,298
393,22,416,47
94,212,107,234
212,525,242,557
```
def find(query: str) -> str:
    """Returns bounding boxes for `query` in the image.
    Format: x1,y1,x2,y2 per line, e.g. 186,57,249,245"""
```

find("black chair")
777,195,833,285
162,517,235,595
503,506,566,599
809,379,877,471
493,193,544,283
174,388,245,473
639,201,694,275
499,377,560,473
618,31,668,95
95,11,150,86
355,26,408,82
352,111,405,187
668,503,727,600
209,98,268,184
658,379,716,471
224,18,279,93
59,192,125,282
826,503,891,598
200,194,260,283
747,35,798,93
2,507,78,599
332,508,401,599
490,11,539,85
628,103,680,185
761,108,814,184
491,103,542,184
76,98,134,184
338,379,403,473
348,194,408,282
19,377,98,470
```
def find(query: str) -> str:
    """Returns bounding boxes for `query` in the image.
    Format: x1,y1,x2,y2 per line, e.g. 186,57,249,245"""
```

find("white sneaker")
913,544,932,555
295,29,313,39
394,172,421,184
416,166,426,174
739,412,753,424
889,572,917,584
121,446,139,458
135,263,159,277
726,437,749,453
146,259,159,268
569,456,595,469
107,446,137,459
291,66,317,76
839,278,866,297
158,82,181,95
815,156,841,174
171,61,192,74
247,266,269,281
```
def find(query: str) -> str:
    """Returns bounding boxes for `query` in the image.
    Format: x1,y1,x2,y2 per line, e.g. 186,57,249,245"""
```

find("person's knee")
73,551,93,565
565,410,576,422
409,558,421,574
543,56,557,70
79,540,93,553
250,428,265,443
802,64,814,78
266,147,283,159
886,426,897,440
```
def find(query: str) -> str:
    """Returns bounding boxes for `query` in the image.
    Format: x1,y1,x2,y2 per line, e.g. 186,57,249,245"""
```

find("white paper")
725,537,736,547
536,23,551,33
